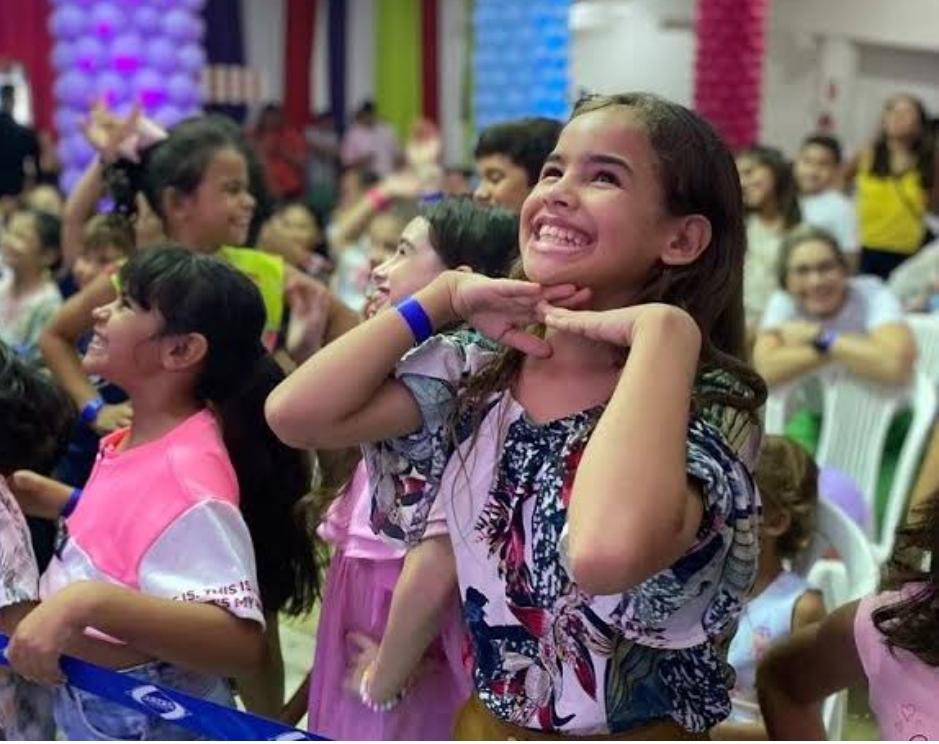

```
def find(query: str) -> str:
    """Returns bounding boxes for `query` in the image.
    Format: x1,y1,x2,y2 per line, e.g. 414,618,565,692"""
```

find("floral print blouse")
364,331,762,735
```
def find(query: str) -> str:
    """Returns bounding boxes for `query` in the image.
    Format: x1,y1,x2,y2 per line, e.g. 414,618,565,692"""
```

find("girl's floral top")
364,331,762,735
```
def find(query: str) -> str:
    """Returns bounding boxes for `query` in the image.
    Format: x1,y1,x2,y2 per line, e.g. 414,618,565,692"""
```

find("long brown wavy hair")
459,93,766,420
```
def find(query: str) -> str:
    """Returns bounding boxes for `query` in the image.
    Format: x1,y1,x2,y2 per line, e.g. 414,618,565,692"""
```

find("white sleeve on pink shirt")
137,500,265,627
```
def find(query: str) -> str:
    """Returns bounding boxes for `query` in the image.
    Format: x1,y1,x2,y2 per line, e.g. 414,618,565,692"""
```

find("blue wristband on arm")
61,488,82,519
395,297,434,346
79,397,105,426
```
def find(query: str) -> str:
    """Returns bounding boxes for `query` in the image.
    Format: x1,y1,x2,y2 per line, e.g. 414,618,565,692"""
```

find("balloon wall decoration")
49,0,207,194
472,0,571,131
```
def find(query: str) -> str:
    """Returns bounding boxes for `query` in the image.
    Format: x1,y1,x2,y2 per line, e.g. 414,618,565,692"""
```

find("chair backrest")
794,497,880,604
906,313,939,384
794,497,879,741
816,368,937,563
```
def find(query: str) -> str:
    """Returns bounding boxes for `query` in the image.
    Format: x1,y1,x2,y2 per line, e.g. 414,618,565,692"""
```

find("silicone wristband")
812,330,839,355
395,297,434,346
79,397,105,426
366,187,391,212
61,488,82,519
418,190,445,206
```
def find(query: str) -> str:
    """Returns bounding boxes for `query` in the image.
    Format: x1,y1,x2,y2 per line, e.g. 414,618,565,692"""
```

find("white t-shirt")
760,276,904,334
800,190,859,253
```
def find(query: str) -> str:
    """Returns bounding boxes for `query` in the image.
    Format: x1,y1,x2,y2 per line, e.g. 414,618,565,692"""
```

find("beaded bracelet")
358,665,405,713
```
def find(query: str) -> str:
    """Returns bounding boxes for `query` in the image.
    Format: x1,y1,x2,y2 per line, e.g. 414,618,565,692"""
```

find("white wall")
571,0,939,156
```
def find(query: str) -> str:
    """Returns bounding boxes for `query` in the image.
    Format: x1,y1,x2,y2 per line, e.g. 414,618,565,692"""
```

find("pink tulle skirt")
307,550,471,740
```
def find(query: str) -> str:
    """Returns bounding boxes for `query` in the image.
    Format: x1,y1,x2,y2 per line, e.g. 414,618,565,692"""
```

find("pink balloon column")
49,0,207,194
693,0,768,152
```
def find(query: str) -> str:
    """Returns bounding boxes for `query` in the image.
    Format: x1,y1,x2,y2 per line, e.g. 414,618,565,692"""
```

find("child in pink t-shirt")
758,490,939,740
2,247,317,739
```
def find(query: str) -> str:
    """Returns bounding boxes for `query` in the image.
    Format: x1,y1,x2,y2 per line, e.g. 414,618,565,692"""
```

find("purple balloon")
74,36,106,73
153,104,184,128
132,6,161,34
133,68,167,109
96,72,129,107
178,0,206,10
65,132,96,167
55,71,93,108
112,33,144,74
51,42,77,71
60,168,84,196
90,3,126,40
819,467,870,532
54,108,84,137
146,38,178,74
177,44,205,74
166,74,198,106
48,6,85,39
163,9,200,42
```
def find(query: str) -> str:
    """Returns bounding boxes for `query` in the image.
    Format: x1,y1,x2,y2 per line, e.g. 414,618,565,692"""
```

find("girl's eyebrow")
544,152,633,174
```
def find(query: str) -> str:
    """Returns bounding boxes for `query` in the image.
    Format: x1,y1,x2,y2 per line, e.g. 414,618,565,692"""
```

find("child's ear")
763,507,792,538
161,332,208,372
160,187,189,226
661,214,712,267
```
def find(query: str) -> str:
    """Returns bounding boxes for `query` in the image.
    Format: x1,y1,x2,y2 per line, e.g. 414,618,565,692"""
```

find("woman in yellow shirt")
849,94,939,279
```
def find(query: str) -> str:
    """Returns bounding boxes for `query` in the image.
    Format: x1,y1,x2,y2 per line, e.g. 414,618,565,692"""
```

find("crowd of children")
1,84,939,743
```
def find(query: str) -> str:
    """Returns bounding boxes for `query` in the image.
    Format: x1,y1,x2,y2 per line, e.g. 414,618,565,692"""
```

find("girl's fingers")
498,328,552,358
347,631,376,654
540,283,582,302
550,287,592,310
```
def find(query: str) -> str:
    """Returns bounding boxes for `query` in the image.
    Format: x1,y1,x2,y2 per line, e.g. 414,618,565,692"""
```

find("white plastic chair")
815,367,937,564
906,313,939,384
792,498,879,740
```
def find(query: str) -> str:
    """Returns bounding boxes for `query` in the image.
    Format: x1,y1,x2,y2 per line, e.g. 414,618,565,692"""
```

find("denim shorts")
54,661,234,740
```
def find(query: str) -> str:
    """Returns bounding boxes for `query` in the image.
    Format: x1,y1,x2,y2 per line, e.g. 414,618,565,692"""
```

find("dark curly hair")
755,435,818,559
873,492,939,666
0,343,75,475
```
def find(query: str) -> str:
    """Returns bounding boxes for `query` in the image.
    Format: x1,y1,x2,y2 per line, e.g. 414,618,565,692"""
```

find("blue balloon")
55,71,93,108
51,42,77,71
90,3,125,39
60,167,84,196
153,104,184,128
96,72,130,106
177,44,206,74
48,6,85,39
163,9,198,41
112,33,144,74
132,6,161,34
133,68,167,109
146,37,178,73
167,74,198,106
54,108,83,137
74,36,106,73
65,132,96,167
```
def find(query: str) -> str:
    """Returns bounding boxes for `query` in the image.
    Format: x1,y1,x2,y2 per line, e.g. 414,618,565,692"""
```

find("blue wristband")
61,488,82,519
395,297,434,346
79,397,105,426
418,190,445,206
812,330,839,355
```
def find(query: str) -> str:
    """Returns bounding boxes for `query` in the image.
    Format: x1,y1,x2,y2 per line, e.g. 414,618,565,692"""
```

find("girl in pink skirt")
286,199,519,739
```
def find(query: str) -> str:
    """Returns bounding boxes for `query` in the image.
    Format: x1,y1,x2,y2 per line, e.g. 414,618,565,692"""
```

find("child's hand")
540,302,700,349
6,583,94,685
83,101,167,165
343,631,380,698
777,320,822,347
91,401,133,435
10,471,72,520
441,272,590,357
285,274,333,362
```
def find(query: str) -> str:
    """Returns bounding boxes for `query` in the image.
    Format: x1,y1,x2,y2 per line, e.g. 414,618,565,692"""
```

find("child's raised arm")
39,273,133,434
266,271,575,450
546,304,705,595
757,601,863,740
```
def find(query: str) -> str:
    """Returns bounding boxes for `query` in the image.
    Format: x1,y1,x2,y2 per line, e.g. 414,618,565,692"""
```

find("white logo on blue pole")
130,685,190,721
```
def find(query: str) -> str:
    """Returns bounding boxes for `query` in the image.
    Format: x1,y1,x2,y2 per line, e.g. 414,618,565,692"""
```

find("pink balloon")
112,33,144,75
90,3,126,40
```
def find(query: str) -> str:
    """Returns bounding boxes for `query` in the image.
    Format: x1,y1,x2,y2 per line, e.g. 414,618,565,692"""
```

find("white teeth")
536,222,588,247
